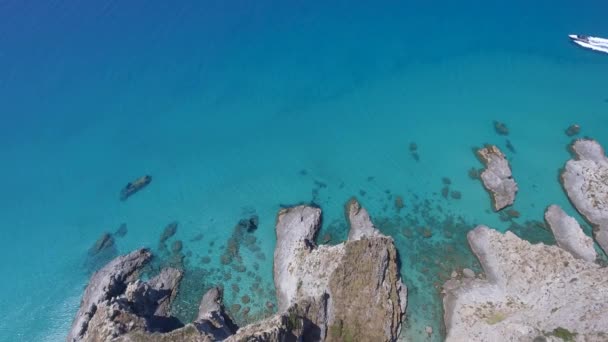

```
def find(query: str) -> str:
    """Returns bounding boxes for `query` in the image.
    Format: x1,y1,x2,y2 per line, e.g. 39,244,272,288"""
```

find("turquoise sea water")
1,1,608,341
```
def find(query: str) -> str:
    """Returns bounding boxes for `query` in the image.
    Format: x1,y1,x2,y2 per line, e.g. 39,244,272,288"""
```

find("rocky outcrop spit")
561,139,608,254
544,204,596,262
442,225,608,342
477,145,518,211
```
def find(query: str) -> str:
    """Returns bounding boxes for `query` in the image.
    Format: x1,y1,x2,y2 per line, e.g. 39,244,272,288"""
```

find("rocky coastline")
68,199,406,341
69,138,608,342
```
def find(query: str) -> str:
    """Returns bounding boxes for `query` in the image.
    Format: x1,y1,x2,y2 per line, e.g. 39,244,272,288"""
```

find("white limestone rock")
477,145,518,211
273,205,325,311
562,139,608,254
443,225,608,342
345,197,381,241
544,205,597,262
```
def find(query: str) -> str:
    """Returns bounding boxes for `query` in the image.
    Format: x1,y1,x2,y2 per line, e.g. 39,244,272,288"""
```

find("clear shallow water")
1,1,608,341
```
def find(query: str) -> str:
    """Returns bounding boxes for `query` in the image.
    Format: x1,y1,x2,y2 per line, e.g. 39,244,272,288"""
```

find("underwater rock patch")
114,223,128,238
171,240,183,253
159,221,178,245
88,232,115,256
409,142,420,161
441,186,449,199
450,191,462,200
565,124,581,137
468,167,482,180
85,232,118,273
493,120,509,135
119,175,152,201
189,233,203,242
394,195,405,212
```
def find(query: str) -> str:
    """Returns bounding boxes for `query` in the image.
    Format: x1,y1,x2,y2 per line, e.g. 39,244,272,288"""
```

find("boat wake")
569,34,608,54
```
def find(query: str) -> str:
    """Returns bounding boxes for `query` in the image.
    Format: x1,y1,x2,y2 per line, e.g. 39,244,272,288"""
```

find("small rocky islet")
70,136,608,341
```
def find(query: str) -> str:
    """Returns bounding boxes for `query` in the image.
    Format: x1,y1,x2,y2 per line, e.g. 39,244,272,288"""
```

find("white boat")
569,34,608,54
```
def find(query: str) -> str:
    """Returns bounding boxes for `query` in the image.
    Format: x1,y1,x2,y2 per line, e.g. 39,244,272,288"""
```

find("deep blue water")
1,1,608,340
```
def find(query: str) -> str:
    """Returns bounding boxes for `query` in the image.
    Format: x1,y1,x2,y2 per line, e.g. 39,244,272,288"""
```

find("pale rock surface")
562,139,608,254
345,197,381,241
477,145,518,211
443,225,608,342
544,205,596,262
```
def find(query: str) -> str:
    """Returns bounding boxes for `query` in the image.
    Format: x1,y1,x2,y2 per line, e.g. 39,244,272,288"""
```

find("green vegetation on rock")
545,327,577,342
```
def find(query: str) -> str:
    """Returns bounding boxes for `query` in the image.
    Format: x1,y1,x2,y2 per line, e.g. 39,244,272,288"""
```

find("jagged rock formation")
562,139,608,254
273,199,406,341
443,225,608,342
68,199,406,341
544,205,596,262
68,249,153,341
477,145,518,211
68,247,236,342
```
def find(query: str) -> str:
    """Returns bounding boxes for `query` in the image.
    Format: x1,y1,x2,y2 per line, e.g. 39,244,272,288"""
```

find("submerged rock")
493,120,509,135
441,186,449,199
561,139,608,254
171,240,183,253
505,139,516,154
120,175,152,201
160,222,178,244
544,205,596,262
394,195,405,212
189,233,203,242
468,167,482,180
114,223,128,238
85,232,118,273
88,232,115,256
442,225,608,342
565,124,581,137
477,145,518,211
